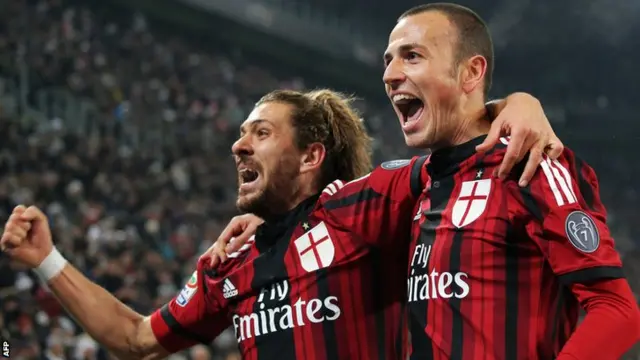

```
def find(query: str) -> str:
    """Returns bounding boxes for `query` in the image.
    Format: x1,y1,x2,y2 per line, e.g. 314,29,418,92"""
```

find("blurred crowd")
0,0,637,359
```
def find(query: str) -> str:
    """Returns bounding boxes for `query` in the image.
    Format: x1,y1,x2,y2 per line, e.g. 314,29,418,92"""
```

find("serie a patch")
177,271,198,307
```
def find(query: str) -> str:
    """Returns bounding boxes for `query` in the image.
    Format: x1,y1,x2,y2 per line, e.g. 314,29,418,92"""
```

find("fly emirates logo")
232,280,341,342
408,244,470,302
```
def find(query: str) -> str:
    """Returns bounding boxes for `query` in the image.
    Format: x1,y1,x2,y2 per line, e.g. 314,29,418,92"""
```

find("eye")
257,129,269,138
406,51,420,61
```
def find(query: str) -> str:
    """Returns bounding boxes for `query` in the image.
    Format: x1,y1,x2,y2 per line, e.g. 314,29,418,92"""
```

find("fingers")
13,205,27,215
496,127,529,179
206,222,242,267
476,117,503,153
219,214,263,254
201,243,224,268
213,240,228,266
519,145,543,187
216,223,242,252
1,208,33,251
226,232,253,254
20,205,46,222
203,214,265,268
208,252,220,268
1,233,23,250
545,136,564,159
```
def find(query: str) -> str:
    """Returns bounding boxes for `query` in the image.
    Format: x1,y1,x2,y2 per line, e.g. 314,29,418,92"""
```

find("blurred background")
0,0,638,359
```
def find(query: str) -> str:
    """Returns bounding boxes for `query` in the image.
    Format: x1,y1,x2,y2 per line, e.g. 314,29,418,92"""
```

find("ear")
461,55,487,94
300,142,326,175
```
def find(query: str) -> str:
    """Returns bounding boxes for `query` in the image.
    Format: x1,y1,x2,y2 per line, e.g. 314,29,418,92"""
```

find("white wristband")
34,247,68,282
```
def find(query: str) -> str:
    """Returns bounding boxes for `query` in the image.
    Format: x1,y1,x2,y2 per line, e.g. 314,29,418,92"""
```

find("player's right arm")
45,264,168,359
49,264,227,359
1,206,228,359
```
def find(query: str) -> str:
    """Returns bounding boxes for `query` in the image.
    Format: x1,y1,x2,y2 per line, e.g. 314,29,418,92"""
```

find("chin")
403,129,433,149
236,191,265,214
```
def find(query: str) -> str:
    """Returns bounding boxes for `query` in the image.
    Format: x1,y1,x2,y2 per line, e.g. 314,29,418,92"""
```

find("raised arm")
1,205,166,359
1,206,231,359
48,264,166,359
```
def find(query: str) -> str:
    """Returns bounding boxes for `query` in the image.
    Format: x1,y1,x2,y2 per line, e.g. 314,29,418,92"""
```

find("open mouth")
393,94,424,126
239,168,259,186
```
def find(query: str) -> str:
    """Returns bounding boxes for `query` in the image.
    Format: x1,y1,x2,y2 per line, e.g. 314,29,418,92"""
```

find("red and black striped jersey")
408,136,624,360
150,156,428,360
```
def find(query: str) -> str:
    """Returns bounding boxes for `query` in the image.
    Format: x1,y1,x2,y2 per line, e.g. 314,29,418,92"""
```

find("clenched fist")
1,205,54,268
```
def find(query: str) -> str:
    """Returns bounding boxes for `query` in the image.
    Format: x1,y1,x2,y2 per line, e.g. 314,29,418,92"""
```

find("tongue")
406,101,424,122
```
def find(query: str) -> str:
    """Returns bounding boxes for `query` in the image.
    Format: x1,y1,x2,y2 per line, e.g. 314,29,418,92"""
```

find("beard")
236,153,301,219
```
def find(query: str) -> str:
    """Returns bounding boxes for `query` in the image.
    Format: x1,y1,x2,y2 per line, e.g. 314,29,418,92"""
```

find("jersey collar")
427,135,487,177
255,193,321,251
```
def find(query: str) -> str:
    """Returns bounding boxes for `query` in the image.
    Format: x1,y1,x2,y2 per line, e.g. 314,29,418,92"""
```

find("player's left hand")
200,214,264,268
476,92,564,187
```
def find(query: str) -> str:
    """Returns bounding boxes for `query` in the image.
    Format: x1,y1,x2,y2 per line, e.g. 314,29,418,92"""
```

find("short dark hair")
256,89,373,189
399,3,494,96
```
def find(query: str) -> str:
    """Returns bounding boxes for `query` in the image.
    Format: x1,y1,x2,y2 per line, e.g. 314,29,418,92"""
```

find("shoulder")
380,159,413,170
481,138,584,186
319,155,426,204
326,155,425,193
502,146,598,215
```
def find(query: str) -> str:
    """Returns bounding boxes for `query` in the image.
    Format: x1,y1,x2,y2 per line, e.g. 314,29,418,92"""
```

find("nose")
382,59,406,91
232,135,253,157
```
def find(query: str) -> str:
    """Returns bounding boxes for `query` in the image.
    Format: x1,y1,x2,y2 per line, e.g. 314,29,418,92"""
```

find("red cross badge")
451,179,492,228
294,222,335,272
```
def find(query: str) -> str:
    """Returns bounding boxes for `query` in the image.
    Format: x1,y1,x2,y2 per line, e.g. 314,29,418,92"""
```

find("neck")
289,170,321,207
433,98,490,152
261,176,319,222
286,188,318,212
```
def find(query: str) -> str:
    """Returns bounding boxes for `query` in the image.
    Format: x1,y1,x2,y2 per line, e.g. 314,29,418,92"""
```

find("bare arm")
2,205,224,358
47,264,168,360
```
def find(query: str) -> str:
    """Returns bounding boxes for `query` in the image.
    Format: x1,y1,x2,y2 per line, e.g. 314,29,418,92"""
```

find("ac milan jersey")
150,156,428,359
408,136,624,360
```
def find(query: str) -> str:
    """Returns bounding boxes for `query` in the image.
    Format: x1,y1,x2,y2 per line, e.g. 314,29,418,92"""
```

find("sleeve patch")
177,271,199,307
381,159,411,170
565,211,600,253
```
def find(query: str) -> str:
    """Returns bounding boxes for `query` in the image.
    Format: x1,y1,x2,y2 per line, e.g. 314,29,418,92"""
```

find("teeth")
392,94,417,103
239,168,258,183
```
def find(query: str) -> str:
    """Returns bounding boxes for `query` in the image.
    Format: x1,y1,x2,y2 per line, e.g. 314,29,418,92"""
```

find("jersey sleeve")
509,152,623,285
149,266,230,353
320,156,428,249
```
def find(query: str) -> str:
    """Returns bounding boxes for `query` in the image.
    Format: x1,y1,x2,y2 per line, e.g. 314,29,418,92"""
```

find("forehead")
386,11,455,53
241,101,293,130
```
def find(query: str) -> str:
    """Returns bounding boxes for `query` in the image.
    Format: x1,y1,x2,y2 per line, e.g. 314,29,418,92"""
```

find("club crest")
451,179,491,228
294,222,335,272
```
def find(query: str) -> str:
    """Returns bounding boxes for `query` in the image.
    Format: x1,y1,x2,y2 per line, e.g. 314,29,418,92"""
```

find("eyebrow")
383,42,429,62
239,119,271,134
